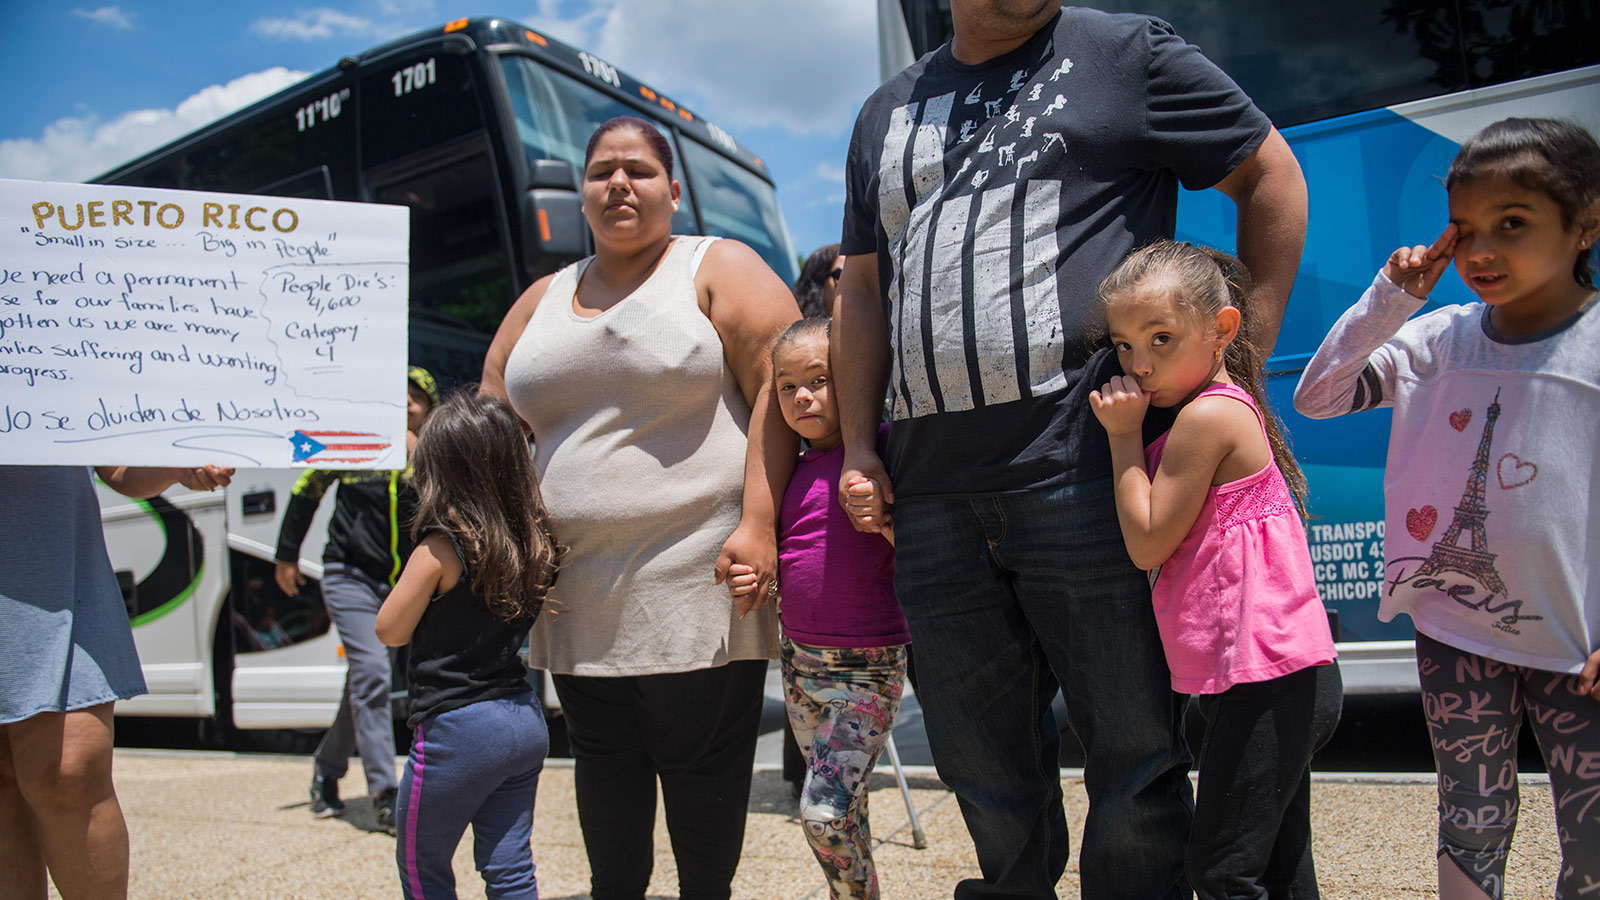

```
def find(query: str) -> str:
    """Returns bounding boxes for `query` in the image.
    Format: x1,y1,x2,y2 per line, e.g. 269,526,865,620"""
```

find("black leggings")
1188,663,1344,899
553,659,767,900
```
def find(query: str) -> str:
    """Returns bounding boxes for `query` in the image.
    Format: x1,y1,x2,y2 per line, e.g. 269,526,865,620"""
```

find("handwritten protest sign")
0,179,408,469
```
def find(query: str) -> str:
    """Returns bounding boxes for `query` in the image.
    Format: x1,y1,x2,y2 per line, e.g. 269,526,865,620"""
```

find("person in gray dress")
0,463,232,900
481,116,799,900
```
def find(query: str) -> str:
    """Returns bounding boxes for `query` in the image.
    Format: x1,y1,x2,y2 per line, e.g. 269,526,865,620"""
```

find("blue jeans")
895,478,1194,900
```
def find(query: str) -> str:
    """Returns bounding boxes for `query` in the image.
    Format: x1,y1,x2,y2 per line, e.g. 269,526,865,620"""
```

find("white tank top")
504,235,779,674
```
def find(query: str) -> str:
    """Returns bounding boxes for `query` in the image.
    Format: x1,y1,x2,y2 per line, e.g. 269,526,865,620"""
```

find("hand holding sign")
0,179,409,469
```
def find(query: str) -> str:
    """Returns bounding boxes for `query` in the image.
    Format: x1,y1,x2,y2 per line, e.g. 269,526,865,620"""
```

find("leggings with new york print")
1416,632,1600,899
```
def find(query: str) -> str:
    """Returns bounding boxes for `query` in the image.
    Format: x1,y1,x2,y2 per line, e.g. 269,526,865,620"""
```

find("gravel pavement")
48,750,1568,899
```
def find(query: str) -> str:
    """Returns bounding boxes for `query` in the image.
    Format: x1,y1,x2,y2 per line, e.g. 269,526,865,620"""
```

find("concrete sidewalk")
80,750,1564,900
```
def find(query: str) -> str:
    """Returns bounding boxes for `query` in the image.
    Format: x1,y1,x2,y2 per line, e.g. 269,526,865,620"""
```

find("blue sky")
0,1,883,264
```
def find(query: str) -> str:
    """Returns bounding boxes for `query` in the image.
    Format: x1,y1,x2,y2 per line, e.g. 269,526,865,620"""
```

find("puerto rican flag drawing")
290,430,392,464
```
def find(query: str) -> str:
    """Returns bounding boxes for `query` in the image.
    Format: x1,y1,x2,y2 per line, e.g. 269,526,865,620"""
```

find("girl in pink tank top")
1088,240,1339,899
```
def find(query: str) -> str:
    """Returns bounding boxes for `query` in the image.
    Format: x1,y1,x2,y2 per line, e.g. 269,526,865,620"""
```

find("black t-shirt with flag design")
841,7,1271,498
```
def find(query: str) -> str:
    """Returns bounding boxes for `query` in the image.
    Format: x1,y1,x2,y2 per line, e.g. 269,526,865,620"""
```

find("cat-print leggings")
1415,632,1600,900
781,637,907,900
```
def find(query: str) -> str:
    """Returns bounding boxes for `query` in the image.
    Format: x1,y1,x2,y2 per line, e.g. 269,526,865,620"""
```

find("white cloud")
250,8,385,41
372,0,436,17
812,161,848,206
525,0,878,138
72,6,135,29
524,0,614,47
0,68,309,183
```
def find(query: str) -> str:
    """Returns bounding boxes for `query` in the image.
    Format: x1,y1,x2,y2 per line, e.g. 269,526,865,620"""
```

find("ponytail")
1200,247,1309,518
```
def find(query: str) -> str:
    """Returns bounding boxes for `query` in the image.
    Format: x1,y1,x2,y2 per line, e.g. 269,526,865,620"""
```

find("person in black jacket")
275,366,438,833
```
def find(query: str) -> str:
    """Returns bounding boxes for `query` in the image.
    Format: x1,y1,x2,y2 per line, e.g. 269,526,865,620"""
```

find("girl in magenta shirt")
1088,241,1339,899
730,317,907,900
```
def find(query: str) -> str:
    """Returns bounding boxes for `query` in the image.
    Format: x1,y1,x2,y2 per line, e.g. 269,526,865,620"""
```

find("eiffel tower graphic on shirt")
1412,390,1509,598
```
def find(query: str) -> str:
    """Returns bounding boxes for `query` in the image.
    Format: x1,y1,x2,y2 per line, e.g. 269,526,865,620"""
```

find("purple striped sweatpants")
395,691,547,899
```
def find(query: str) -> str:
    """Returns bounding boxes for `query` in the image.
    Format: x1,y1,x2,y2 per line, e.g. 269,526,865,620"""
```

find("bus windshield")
500,54,699,237
499,54,797,282
679,138,798,284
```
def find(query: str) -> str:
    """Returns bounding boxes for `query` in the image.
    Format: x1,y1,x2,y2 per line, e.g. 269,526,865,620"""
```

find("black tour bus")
91,17,799,739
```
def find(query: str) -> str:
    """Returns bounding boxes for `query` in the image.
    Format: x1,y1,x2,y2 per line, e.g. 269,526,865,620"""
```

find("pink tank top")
1144,383,1335,694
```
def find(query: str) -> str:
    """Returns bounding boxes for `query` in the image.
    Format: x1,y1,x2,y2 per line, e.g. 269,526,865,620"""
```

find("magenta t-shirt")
777,429,909,649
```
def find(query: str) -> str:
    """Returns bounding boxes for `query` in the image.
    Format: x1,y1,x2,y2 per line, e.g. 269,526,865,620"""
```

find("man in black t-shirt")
833,2,1307,897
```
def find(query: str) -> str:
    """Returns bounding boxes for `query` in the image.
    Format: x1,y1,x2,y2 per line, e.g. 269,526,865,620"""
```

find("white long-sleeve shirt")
1294,271,1599,673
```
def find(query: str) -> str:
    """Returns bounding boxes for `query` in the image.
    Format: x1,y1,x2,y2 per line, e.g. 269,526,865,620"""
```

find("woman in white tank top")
481,116,799,899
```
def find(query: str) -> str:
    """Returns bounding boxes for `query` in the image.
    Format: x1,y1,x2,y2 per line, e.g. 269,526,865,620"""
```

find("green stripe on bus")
127,497,204,627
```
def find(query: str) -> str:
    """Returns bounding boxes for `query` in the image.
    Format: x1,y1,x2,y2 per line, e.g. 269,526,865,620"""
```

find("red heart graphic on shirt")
1406,506,1437,541
1497,454,1537,489
1449,409,1472,431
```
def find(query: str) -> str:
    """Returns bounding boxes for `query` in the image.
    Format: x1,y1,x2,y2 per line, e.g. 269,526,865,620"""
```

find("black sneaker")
309,773,345,818
374,787,398,836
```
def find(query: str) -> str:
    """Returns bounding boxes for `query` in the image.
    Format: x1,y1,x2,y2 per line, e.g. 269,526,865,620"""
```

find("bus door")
214,162,350,730
361,46,517,389
365,140,513,388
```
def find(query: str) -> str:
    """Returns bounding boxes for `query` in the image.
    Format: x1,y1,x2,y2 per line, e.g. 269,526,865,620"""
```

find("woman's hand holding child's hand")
1089,374,1151,436
715,519,777,619
723,563,759,599
1385,224,1459,299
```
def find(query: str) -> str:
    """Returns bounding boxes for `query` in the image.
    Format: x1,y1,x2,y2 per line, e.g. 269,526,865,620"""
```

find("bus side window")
254,166,335,201
1087,0,1464,127
1458,0,1598,86
1074,1,1596,127
177,81,358,197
